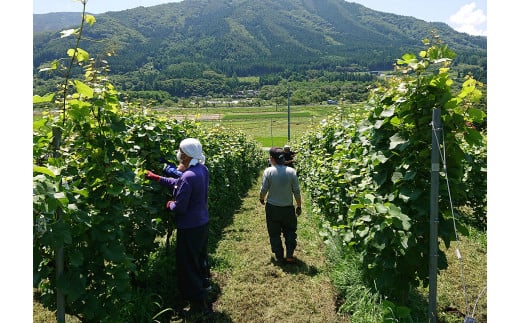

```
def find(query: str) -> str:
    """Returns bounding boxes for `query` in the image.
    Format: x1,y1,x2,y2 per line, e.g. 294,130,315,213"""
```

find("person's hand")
166,200,175,210
145,170,161,182
296,206,302,216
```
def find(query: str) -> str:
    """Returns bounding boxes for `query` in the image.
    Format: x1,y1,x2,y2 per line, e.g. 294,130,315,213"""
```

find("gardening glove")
295,206,302,216
166,200,175,210
145,170,161,182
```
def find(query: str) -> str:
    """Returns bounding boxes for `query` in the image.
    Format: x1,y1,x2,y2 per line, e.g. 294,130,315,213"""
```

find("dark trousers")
265,203,297,259
176,223,210,302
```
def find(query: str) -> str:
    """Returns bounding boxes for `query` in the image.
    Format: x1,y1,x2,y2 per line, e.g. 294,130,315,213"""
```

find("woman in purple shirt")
145,138,212,318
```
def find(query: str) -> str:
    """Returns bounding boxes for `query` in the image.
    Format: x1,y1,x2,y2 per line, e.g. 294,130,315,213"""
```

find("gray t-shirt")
260,164,301,207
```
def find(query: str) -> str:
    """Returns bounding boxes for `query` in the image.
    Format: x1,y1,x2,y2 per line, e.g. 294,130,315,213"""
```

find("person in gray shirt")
259,147,302,264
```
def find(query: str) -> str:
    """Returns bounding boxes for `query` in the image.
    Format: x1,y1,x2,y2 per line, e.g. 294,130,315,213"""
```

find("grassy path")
208,176,349,322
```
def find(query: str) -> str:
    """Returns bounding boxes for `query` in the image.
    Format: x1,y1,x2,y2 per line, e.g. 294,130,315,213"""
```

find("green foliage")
296,37,486,304
33,9,264,321
382,300,413,322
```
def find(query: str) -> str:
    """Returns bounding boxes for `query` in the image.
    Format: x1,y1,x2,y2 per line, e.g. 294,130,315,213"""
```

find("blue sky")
32,0,487,36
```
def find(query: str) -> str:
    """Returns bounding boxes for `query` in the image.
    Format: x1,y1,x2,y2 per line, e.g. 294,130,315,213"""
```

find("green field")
156,104,350,147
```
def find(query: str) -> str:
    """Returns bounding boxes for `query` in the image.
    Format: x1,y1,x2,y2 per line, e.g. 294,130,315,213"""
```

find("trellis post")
428,108,441,322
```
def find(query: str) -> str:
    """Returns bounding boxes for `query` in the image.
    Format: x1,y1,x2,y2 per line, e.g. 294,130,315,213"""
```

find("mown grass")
33,298,81,323
208,176,349,322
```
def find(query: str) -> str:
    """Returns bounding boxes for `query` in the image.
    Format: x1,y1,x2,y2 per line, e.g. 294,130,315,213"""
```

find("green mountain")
33,0,486,98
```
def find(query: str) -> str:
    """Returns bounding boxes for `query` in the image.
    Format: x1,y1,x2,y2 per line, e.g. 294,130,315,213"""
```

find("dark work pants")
176,223,210,302
265,203,297,259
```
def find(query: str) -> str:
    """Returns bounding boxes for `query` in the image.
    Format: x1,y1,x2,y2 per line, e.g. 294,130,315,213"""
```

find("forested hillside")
33,0,487,101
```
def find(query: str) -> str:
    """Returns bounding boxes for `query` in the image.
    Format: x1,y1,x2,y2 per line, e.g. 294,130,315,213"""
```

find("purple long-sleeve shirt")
158,163,209,229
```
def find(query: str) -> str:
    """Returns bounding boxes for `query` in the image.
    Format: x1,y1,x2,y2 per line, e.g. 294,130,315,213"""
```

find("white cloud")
449,2,487,36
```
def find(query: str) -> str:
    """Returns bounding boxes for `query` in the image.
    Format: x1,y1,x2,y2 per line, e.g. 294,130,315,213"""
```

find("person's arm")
292,172,302,214
295,197,302,208
259,192,266,204
295,197,302,215
145,170,161,181
159,176,178,190
259,169,270,204
145,170,177,190
166,178,192,213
